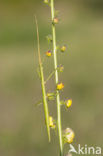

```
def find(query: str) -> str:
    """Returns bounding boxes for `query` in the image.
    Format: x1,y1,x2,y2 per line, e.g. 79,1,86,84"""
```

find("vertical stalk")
50,0,63,156
35,16,50,142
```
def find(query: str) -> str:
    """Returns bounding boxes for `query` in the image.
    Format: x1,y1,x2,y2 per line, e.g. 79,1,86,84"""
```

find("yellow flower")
66,99,72,108
64,128,75,144
49,116,55,129
57,83,64,90
53,17,59,24
61,45,66,52
46,50,52,57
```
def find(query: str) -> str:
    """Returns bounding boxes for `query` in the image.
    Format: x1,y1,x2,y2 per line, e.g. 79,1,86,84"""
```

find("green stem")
50,0,63,156
40,65,51,142
45,70,55,84
45,67,58,84
35,16,50,142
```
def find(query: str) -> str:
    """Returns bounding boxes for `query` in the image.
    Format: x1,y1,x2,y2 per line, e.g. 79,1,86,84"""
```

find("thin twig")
35,15,51,142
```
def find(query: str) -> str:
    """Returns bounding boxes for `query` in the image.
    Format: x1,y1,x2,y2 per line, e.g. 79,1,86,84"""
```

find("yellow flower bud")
44,0,49,4
64,128,75,144
46,50,52,57
59,65,64,72
49,116,56,129
47,92,55,101
66,99,72,108
57,83,64,90
53,17,59,24
61,45,66,52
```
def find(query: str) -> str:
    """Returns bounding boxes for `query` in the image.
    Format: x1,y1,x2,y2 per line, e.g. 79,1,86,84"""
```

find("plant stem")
35,16,50,142
50,0,63,156
45,70,55,84
45,67,58,84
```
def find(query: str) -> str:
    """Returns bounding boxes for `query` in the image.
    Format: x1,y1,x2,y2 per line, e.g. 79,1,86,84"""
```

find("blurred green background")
0,0,103,156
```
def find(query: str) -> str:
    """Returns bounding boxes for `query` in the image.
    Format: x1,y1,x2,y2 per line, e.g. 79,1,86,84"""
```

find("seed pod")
63,128,75,144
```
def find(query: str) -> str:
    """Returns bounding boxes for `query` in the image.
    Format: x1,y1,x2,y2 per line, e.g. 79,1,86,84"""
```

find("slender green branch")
50,1,63,156
45,70,55,84
45,67,58,84
35,16,51,142
34,99,43,107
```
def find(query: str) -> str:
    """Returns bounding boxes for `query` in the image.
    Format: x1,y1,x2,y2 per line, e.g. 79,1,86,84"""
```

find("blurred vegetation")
0,0,103,156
